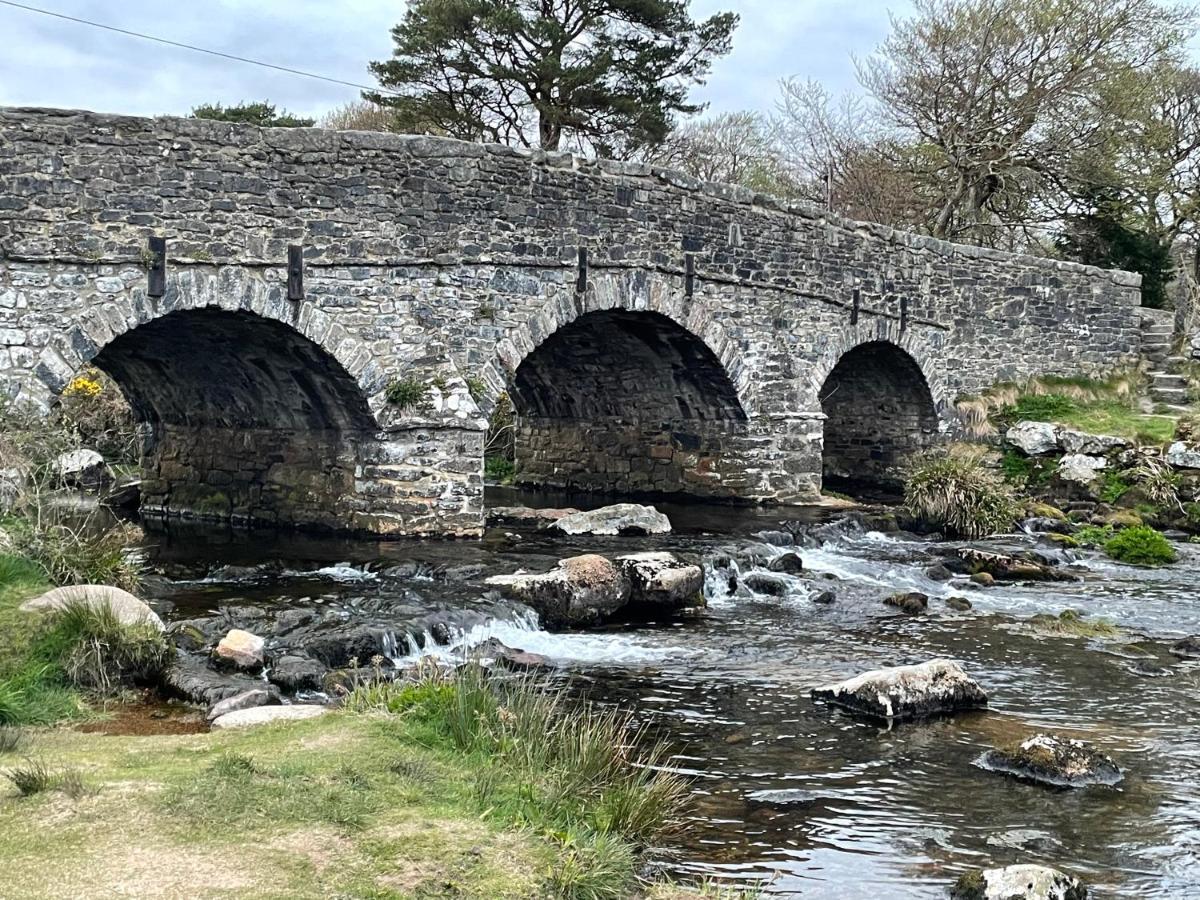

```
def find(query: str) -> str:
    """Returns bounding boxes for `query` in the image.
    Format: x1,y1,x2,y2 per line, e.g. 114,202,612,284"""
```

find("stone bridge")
0,108,1143,536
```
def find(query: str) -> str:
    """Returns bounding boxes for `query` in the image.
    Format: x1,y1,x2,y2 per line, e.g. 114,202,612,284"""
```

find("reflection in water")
135,495,1200,898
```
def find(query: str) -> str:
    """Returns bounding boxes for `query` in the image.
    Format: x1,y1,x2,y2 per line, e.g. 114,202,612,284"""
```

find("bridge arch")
35,268,389,530
485,271,755,499
812,324,947,493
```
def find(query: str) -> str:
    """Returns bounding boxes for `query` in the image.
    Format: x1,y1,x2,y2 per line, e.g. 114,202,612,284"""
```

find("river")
132,491,1200,898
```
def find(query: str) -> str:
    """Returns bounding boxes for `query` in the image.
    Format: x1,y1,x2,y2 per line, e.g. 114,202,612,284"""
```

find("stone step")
1151,374,1188,389
1150,386,1190,403
1143,324,1175,335
1142,335,1172,346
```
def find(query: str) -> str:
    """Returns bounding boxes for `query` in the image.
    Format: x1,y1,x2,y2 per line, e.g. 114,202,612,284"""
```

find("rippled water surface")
136,494,1200,898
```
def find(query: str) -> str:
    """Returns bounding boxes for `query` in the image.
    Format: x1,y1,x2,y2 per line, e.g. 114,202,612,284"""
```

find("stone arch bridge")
0,108,1142,536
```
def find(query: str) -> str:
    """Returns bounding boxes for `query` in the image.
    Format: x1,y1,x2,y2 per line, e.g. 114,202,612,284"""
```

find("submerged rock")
884,592,929,614
925,563,953,581
487,554,631,628
617,552,705,612
811,658,987,722
550,503,671,536
812,590,836,604
210,703,328,730
951,864,1086,900
21,585,164,631
742,572,790,597
945,596,973,611
977,734,1123,788
1169,636,1200,660
213,629,266,672
206,688,279,722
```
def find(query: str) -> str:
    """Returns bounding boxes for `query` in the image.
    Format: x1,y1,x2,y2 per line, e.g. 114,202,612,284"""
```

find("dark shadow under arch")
507,309,749,499
89,308,376,529
819,341,938,494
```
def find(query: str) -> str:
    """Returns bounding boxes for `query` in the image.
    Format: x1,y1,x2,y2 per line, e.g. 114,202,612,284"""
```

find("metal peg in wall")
685,253,695,298
576,248,588,294
147,236,166,298
850,288,860,325
900,295,909,331
287,245,304,302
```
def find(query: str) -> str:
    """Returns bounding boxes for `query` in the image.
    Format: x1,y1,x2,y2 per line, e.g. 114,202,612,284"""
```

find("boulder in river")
951,864,1086,900
768,552,805,575
945,596,973,611
268,654,328,693
550,503,671,536
811,658,988,722
977,734,1123,788
163,650,266,706
617,551,704,612
213,629,266,672
954,548,1074,582
21,585,164,631
486,554,631,628
742,572,790,597
884,592,929,614
210,704,329,731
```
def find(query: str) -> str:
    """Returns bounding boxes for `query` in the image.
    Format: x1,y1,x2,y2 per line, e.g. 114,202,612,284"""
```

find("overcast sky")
0,0,913,120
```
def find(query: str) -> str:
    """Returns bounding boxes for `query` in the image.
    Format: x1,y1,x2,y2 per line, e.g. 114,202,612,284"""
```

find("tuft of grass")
40,599,170,695
2,758,53,796
904,451,1017,539
1103,525,1177,566
1073,524,1115,548
545,831,636,900
384,375,429,411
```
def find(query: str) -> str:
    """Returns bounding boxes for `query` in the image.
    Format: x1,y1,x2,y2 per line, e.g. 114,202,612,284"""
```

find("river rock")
550,503,671,536
54,447,111,489
811,658,988,722
268,654,328,692
925,563,953,581
1059,429,1129,456
1056,454,1107,485
474,638,552,670
1007,421,1060,456
210,703,329,730
1169,636,1200,660
753,530,795,547
162,650,265,705
884,592,929,614
1166,441,1200,470
617,552,705,611
812,590,836,604
486,554,631,628
486,505,581,526
20,585,164,631
213,629,266,672
977,734,1122,788
945,596,973,611
951,864,1086,900
955,548,1073,582
768,552,805,574
205,688,279,722
742,572,790,597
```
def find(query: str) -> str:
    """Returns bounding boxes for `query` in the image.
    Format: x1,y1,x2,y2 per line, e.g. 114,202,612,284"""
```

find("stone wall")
0,107,1145,533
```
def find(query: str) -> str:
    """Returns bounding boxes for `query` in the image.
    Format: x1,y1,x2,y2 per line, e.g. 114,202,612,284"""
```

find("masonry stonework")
0,107,1144,535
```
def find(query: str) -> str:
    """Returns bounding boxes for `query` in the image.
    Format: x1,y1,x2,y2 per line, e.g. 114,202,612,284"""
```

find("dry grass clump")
904,449,1017,538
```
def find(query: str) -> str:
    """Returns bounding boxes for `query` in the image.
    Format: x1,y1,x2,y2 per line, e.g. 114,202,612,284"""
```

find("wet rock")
970,572,995,587
1007,421,1060,456
617,552,705,612
742,572,790,597
811,658,988,722
269,654,328,692
213,629,266,672
977,734,1122,788
951,865,1086,900
54,448,110,489
753,530,795,547
21,585,164,631
1169,636,1200,660
956,548,1073,583
162,650,265,705
924,563,953,581
473,638,552,671
486,554,631,628
550,503,671,536
1166,441,1200,470
205,688,279,722
812,590,836,604
101,476,141,509
884,592,929,614
1056,453,1107,485
210,703,328,731
768,552,805,574
273,608,317,635
297,624,389,669
945,596,973,611
486,505,580,526
170,623,209,653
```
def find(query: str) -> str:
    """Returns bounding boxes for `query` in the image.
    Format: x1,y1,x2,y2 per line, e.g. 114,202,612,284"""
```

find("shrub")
383,376,428,410
904,453,1017,538
1103,525,1177,566
1000,450,1056,488
484,455,516,484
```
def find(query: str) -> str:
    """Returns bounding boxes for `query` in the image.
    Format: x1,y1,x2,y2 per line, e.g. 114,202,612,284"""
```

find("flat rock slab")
210,704,329,730
20,585,164,631
976,734,1122,788
951,864,1086,900
550,503,671,536
487,506,580,525
812,658,988,722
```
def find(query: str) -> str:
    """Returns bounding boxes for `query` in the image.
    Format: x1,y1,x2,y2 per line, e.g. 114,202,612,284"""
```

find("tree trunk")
539,111,561,151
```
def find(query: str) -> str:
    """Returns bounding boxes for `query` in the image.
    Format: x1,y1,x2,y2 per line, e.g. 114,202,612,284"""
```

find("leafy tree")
367,0,738,155
191,101,314,128
859,0,1194,244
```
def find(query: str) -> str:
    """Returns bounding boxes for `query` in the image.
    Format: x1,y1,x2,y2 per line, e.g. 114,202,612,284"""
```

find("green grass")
1099,470,1133,504
1000,449,1057,487
1000,394,1176,444
484,455,516,484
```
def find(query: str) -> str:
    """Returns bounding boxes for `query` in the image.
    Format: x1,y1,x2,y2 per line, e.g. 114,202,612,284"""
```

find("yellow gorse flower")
63,373,103,399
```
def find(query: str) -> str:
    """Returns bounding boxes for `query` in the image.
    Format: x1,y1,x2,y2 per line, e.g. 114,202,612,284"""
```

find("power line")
0,0,399,96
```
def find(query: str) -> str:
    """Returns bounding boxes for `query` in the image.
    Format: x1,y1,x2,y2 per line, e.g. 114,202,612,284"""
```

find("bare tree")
859,0,1195,244
651,111,797,193
319,100,405,133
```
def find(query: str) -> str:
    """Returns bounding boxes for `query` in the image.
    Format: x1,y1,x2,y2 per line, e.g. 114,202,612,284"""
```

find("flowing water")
134,492,1200,898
